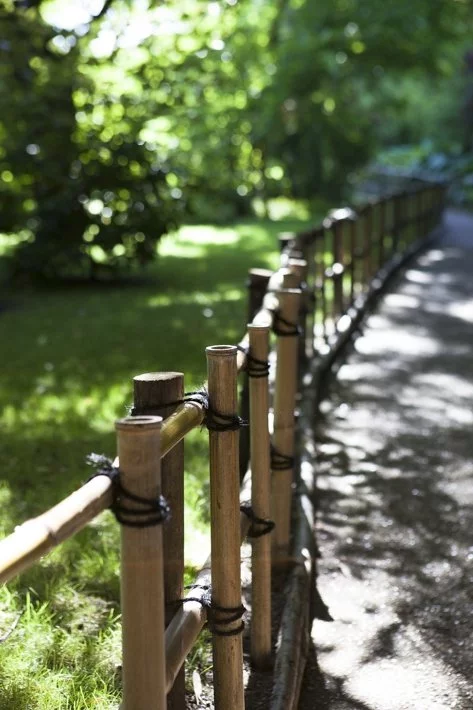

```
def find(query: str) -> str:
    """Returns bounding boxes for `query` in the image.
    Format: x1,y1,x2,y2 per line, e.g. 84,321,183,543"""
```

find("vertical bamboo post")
378,199,386,270
323,221,333,337
313,229,326,342
349,217,356,305
332,219,344,318
392,193,401,256
116,415,166,710
363,205,373,286
271,288,301,562
302,235,317,359
288,258,308,363
240,269,273,480
248,324,272,669
133,373,185,710
206,345,244,710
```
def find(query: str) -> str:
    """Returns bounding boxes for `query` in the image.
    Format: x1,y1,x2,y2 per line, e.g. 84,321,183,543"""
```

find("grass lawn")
0,214,314,708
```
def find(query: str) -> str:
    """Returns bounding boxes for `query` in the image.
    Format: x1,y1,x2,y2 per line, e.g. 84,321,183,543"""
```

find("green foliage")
1,0,473,279
0,3,180,279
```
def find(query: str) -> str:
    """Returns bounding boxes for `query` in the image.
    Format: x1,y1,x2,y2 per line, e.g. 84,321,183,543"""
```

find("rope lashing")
240,504,275,538
85,453,171,528
269,309,301,337
178,584,245,636
236,345,270,378
130,387,247,432
270,444,295,471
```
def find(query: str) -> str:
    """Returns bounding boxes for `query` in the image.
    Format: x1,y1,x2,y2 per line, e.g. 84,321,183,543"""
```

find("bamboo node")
85,453,171,528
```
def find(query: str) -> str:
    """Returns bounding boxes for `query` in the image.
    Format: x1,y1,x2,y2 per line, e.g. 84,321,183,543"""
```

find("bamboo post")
206,345,245,710
133,373,185,710
247,324,272,669
349,217,356,305
302,235,316,359
332,219,344,318
363,205,373,285
116,415,166,710
271,289,301,561
313,229,326,343
240,269,273,480
378,198,386,270
288,258,308,363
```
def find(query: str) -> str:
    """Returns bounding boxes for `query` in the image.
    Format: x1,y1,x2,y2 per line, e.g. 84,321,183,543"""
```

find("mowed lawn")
0,216,313,708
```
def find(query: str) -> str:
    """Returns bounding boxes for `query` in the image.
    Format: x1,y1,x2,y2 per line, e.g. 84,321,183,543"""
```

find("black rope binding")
270,444,295,471
240,504,275,538
129,387,247,432
179,584,245,636
86,453,171,528
236,345,270,379
269,309,301,337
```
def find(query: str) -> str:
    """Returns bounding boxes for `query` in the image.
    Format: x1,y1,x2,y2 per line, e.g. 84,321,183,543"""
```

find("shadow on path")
299,210,473,710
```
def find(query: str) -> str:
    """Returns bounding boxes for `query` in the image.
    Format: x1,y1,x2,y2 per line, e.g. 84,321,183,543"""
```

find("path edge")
269,220,445,710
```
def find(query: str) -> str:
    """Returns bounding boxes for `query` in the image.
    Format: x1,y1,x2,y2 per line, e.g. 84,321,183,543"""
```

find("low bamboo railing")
0,179,446,710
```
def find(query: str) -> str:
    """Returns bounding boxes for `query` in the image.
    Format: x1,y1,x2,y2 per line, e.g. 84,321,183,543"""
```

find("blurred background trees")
1,0,472,279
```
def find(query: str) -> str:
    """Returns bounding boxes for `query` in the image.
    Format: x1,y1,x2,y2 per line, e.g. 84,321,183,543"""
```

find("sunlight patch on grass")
147,287,243,308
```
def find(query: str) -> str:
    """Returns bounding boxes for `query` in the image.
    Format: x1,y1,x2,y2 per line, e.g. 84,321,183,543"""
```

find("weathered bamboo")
164,507,251,693
287,257,308,362
270,495,313,710
133,373,185,710
240,268,273,479
363,204,373,285
206,345,245,710
302,236,316,359
271,288,301,561
116,415,166,710
378,198,386,270
0,475,113,585
248,324,272,669
161,401,205,455
312,228,326,342
332,219,344,318
349,217,356,305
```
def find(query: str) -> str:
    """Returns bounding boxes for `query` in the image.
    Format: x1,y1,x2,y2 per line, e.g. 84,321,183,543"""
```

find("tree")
0,1,180,279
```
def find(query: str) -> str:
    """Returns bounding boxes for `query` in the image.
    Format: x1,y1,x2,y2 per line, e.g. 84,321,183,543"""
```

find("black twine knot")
240,504,275,538
86,453,171,528
269,309,301,337
129,388,246,432
187,388,246,432
236,345,270,379
270,445,295,471
179,584,245,636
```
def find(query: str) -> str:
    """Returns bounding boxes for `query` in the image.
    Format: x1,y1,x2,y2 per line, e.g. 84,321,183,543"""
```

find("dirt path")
299,209,473,710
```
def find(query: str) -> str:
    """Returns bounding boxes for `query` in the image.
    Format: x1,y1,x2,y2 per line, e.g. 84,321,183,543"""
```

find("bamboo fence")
0,180,447,710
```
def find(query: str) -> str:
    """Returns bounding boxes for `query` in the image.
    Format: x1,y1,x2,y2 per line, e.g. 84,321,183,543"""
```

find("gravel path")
299,209,473,710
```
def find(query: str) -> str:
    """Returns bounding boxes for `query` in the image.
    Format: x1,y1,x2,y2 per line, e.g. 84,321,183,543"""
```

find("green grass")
0,215,313,708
